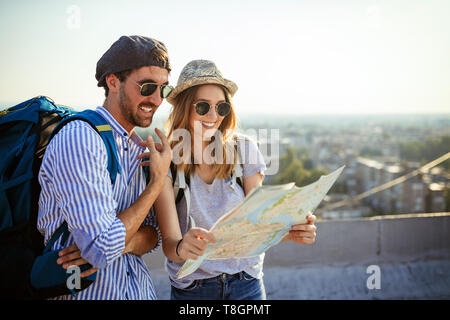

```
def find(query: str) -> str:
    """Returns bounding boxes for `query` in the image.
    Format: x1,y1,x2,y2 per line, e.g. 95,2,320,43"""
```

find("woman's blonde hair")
164,84,239,180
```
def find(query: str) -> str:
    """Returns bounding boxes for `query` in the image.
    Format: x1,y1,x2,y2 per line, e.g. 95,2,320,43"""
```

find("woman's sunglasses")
129,79,173,98
193,101,231,117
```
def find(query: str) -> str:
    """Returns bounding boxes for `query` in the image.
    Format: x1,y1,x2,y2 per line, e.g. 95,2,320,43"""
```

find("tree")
270,147,328,187
400,135,450,171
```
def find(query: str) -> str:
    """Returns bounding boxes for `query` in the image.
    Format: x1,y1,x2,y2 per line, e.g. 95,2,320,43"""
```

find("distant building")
397,175,426,214
426,183,447,213
354,157,448,215
356,157,382,208
320,193,372,220
379,164,402,213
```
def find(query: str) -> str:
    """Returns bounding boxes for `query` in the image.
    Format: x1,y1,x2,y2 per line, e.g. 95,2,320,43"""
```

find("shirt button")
124,148,128,151
123,132,127,137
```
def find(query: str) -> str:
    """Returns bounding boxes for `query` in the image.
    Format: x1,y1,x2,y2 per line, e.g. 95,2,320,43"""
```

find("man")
37,35,173,299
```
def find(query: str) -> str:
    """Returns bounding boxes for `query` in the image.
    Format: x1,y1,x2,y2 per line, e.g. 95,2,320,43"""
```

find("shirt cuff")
72,217,126,269
143,214,162,254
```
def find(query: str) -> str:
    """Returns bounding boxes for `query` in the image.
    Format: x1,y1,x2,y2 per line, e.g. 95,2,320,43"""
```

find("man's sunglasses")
129,79,173,98
193,101,231,117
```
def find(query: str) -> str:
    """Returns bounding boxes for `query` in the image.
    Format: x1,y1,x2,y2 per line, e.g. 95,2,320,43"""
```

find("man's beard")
118,85,155,128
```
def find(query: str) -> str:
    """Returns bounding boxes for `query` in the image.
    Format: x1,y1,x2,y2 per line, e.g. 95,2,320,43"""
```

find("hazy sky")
1,0,449,115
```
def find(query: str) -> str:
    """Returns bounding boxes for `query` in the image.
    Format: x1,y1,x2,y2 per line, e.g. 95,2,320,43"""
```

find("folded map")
177,165,345,279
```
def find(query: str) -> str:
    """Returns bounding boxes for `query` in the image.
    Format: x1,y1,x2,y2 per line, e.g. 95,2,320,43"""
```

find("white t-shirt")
166,136,267,289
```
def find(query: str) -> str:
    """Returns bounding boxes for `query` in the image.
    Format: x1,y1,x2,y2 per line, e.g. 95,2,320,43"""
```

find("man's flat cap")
95,35,171,87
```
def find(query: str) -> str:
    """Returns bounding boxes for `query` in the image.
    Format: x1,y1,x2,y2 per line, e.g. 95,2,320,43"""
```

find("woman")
152,60,317,300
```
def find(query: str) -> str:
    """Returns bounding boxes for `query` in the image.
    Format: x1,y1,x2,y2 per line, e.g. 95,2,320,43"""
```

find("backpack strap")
170,162,195,232
49,110,122,185
231,136,244,191
42,222,69,254
170,162,180,203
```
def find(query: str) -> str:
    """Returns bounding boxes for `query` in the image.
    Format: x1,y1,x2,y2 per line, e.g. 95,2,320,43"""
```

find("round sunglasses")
193,101,231,117
129,78,173,98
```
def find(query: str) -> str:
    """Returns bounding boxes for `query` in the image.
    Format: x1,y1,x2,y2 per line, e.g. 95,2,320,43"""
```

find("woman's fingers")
306,214,316,224
184,234,208,252
288,229,317,244
180,243,205,260
179,228,216,260
179,240,205,260
288,212,317,244
289,226,317,238
289,229,316,238
290,224,317,232
187,228,216,244
289,211,317,244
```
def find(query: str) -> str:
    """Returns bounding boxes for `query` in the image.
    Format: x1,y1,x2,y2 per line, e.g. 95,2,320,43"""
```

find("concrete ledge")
263,212,450,267
262,260,450,300
149,260,450,300
144,213,450,299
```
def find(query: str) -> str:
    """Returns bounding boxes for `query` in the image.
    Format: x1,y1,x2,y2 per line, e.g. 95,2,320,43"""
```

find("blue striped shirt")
37,106,161,300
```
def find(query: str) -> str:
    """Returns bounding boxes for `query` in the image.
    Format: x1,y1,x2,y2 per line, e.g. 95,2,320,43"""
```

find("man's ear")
105,74,121,94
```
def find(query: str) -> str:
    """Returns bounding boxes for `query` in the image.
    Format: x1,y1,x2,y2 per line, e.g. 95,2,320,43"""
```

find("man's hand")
119,128,171,247
57,244,98,278
138,128,172,190
282,213,317,245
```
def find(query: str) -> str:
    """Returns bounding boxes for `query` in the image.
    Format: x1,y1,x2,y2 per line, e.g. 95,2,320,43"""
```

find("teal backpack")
0,96,122,299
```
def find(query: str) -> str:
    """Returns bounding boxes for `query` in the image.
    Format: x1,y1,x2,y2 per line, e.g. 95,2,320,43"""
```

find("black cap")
95,35,171,87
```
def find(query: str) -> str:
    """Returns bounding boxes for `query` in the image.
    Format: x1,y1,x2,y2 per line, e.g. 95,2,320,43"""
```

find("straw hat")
166,60,238,105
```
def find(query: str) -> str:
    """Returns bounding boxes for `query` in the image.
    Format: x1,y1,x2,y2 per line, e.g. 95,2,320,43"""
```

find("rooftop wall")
144,213,450,299
263,212,450,267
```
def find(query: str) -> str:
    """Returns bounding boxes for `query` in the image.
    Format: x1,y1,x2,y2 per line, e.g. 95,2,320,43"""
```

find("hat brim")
166,77,238,105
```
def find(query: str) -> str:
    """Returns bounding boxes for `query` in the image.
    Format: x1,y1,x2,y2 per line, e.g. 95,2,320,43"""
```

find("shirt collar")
95,106,144,148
